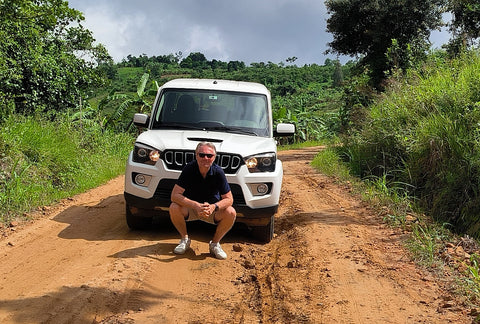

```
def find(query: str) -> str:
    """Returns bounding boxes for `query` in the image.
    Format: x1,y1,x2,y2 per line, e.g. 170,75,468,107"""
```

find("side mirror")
133,113,149,128
274,123,295,137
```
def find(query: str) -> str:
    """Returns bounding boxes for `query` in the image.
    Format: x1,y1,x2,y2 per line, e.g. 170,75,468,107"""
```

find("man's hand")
198,202,214,218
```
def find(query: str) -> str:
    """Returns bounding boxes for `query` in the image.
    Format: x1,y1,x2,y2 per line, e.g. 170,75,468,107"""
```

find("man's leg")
169,202,189,237
169,202,192,254
212,206,236,243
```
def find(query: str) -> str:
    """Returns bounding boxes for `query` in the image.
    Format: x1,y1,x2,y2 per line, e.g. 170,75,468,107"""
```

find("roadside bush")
339,50,480,237
0,114,133,223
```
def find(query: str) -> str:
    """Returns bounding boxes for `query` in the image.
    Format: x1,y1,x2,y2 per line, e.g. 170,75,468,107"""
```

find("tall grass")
0,114,134,223
310,146,350,179
338,50,480,238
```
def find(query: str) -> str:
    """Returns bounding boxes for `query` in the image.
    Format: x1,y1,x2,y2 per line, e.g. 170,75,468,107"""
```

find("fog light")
135,174,146,185
248,183,271,196
134,173,151,187
256,183,269,194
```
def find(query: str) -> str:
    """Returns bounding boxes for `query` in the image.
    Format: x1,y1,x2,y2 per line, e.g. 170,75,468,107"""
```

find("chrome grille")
161,150,243,174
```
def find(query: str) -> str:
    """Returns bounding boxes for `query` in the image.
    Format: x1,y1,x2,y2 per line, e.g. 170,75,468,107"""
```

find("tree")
180,52,208,69
333,60,344,87
0,0,111,115
325,0,445,86
227,60,245,72
447,0,480,53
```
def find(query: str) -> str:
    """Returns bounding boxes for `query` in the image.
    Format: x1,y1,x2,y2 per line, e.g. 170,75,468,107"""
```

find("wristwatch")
214,203,219,211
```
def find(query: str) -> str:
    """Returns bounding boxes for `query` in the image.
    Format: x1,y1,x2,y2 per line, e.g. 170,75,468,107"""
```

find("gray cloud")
68,0,339,65
69,0,449,65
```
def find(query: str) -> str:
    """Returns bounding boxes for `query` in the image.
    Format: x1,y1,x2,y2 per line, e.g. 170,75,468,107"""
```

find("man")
169,142,236,259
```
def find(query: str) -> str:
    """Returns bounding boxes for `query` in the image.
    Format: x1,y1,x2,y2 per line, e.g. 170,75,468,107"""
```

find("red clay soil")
0,147,473,323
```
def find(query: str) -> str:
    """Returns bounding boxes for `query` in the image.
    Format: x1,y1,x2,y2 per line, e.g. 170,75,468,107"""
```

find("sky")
67,0,451,66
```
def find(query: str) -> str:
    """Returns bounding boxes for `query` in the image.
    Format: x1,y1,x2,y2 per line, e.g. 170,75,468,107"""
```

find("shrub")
340,50,480,237
0,114,133,223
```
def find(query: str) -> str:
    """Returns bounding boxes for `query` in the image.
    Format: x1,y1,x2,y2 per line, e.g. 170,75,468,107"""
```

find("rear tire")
125,204,153,230
251,215,274,243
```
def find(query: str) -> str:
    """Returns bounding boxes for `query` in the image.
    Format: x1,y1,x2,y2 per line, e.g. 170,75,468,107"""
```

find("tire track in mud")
234,148,330,323
236,147,470,324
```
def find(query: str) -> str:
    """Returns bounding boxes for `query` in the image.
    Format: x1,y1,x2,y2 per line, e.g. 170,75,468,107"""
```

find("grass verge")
0,114,134,224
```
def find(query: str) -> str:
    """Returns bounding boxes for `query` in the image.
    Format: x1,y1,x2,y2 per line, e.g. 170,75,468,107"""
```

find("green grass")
0,114,134,223
339,50,480,238
310,146,350,179
309,144,480,304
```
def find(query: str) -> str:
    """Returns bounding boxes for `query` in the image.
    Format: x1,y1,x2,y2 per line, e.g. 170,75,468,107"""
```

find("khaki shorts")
186,208,217,225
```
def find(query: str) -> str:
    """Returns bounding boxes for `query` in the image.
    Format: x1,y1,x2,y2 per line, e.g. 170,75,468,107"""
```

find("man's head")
195,142,216,170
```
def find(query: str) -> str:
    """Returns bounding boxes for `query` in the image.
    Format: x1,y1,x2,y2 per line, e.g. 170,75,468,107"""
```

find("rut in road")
226,147,469,323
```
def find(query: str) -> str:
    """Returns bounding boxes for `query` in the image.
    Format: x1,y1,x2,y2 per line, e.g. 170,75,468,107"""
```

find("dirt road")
0,147,472,323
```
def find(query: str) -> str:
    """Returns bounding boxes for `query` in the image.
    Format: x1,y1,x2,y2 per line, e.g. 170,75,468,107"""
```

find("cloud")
79,3,147,61
68,0,351,65
187,25,229,61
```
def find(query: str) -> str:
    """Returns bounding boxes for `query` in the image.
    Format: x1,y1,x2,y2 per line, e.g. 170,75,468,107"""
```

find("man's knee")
228,207,236,220
216,207,236,223
169,202,178,214
169,202,186,218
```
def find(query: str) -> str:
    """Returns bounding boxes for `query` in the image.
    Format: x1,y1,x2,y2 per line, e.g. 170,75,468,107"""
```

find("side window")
154,94,165,124
153,91,178,127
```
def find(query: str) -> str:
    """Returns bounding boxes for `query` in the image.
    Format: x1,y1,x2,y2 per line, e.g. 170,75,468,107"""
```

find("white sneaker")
173,237,191,254
209,241,227,260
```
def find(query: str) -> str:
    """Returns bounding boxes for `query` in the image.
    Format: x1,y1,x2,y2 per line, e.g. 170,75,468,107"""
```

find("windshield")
152,89,270,137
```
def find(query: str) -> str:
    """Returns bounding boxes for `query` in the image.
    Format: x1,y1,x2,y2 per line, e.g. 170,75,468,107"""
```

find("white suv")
124,78,294,242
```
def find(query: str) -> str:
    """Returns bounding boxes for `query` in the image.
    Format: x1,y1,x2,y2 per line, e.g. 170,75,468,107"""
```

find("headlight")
244,153,276,172
132,143,161,165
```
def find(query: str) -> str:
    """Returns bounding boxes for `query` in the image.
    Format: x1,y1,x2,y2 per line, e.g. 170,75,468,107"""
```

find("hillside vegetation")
337,51,480,237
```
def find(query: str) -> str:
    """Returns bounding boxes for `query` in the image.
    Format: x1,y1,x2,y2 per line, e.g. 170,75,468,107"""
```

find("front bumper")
124,151,282,226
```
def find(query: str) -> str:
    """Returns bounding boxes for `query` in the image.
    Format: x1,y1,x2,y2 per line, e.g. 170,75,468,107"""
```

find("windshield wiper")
206,126,258,136
155,122,206,131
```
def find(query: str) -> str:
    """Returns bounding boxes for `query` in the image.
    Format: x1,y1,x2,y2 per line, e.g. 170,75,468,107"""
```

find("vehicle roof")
160,78,270,95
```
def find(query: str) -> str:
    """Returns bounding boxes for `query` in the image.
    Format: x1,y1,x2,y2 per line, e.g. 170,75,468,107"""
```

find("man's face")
196,145,216,169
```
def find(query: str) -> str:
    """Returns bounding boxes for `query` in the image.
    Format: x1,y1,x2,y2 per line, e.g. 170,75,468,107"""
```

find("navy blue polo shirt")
177,160,231,204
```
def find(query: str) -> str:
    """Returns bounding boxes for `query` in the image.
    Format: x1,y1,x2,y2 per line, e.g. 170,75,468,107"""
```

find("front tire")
125,204,153,230
251,215,274,243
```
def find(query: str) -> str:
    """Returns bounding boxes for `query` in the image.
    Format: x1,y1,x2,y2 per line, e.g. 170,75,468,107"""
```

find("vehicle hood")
135,129,277,157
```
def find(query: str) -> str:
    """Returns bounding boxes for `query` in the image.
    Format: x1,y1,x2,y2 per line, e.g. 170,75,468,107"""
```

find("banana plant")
100,73,159,131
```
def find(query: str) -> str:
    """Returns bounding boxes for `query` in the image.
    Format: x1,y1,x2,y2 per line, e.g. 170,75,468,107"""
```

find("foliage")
338,50,480,238
407,223,450,267
311,147,350,180
100,73,159,131
0,0,111,115
447,0,480,52
325,0,446,86
0,114,133,223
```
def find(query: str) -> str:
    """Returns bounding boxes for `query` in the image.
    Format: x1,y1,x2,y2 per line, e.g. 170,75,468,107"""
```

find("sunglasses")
198,153,215,159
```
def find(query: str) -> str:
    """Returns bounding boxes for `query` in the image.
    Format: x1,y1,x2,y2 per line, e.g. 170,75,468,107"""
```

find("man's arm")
212,191,233,212
171,184,201,209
